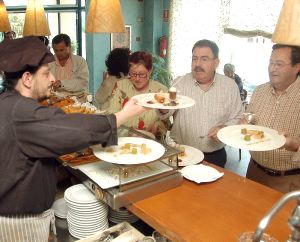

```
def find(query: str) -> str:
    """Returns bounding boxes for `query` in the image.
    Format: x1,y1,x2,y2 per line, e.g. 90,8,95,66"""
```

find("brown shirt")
247,78,300,170
0,90,117,215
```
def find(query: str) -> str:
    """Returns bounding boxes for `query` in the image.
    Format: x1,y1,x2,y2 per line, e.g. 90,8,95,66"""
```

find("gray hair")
224,63,235,72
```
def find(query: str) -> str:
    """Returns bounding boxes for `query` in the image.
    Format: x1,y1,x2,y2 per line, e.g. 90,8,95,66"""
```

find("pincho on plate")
132,87,195,110
217,124,286,151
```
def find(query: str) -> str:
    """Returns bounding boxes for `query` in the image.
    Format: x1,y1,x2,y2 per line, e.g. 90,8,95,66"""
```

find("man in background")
243,44,300,193
170,39,243,168
49,33,89,96
224,63,245,101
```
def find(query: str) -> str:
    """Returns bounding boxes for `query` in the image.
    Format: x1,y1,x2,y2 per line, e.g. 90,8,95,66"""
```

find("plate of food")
176,145,204,166
92,137,165,165
132,90,195,110
217,125,286,151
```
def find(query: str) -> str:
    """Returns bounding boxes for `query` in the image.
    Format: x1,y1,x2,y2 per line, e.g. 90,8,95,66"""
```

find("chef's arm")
115,99,146,127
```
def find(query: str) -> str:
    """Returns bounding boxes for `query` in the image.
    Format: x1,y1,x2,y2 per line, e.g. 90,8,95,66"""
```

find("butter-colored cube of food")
122,143,131,150
131,148,138,154
244,135,251,141
258,131,264,138
241,128,247,134
141,143,151,155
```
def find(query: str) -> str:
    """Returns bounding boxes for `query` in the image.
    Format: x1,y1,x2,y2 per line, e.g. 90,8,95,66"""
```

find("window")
4,0,86,57
169,0,283,98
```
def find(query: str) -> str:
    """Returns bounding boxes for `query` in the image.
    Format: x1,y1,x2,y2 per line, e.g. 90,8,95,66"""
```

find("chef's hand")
208,125,226,140
280,132,299,152
115,99,147,127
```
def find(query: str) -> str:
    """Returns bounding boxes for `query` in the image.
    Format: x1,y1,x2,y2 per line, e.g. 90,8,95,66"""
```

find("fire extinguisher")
159,36,167,59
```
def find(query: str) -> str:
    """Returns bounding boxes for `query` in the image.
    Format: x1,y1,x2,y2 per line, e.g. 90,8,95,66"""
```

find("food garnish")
241,128,265,141
154,93,165,103
106,143,151,155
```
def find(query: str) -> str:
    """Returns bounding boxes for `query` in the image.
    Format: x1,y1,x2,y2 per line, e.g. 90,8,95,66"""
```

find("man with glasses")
243,44,300,193
170,39,243,168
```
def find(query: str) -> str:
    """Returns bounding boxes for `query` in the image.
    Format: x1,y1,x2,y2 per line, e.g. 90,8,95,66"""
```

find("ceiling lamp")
272,0,300,46
86,0,125,33
0,0,11,32
23,0,50,36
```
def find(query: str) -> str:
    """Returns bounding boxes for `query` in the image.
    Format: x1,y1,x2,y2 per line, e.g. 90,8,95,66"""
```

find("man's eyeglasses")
269,61,292,69
129,73,148,78
192,56,216,63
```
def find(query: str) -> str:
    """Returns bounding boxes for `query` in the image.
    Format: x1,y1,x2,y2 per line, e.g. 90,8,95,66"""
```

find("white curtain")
169,0,284,80
224,0,284,38
169,0,225,78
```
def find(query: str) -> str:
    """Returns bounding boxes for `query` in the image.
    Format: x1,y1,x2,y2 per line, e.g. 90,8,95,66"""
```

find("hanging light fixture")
23,0,50,36
86,0,125,33
272,0,300,46
0,0,11,32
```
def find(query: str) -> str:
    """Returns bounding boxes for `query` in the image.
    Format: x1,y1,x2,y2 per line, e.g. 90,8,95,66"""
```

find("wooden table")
128,163,295,242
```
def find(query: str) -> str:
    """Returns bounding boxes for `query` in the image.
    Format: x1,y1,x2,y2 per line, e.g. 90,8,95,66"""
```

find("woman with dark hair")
107,51,168,139
95,48,130,109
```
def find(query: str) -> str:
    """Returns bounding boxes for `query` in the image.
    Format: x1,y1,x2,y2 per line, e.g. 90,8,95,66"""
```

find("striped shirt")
171,73,244,153
53,55,72,81
0,209,55,242
248,78,300,170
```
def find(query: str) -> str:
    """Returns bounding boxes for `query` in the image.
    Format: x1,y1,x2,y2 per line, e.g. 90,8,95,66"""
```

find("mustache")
193,66,205,72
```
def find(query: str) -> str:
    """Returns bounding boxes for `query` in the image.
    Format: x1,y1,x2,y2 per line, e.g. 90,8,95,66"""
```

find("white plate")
68,222,109,239
180,164,224,183
177,145,204,167
217,125,286,151
132,93,195,110
64,184,97,204
92,137,165,165
51,198,68,219
68,210,108,221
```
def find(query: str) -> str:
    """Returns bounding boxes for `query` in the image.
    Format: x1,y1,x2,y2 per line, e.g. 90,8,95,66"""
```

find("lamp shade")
23,0,50,36
86,0,125,33
272,0,300,46
0,0,11,32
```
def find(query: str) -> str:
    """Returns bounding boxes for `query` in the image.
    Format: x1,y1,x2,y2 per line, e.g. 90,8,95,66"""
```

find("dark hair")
192,39,219,58
105,48,130,78
52,33,71,47
272,44,300,76
38,36,49,47
272,44,300,65
3,66,40,90
4,31,16,39
129,51,152,71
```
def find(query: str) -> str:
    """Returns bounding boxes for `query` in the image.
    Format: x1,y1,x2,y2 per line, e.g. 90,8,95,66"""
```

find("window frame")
6,0,85,56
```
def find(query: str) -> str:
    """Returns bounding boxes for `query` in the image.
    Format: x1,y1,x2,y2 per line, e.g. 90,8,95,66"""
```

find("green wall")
86,0,170,95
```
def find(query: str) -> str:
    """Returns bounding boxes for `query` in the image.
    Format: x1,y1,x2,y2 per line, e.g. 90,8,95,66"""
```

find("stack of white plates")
108,207,139,224
64,184,109,239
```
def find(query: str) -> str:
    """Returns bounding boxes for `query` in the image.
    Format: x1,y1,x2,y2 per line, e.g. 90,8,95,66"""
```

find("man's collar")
194,73,216,91
271,77,300,95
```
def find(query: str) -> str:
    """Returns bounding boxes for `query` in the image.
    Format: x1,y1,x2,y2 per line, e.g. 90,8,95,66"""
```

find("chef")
0,36,145,242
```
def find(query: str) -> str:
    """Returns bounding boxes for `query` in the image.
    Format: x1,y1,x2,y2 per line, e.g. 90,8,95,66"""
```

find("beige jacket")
49,54,89,95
